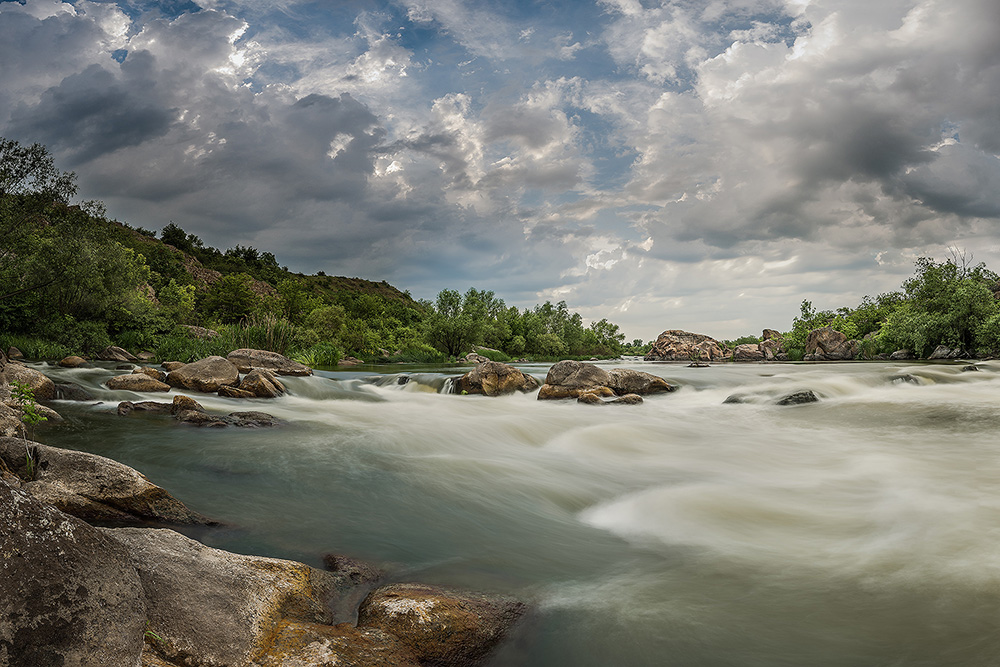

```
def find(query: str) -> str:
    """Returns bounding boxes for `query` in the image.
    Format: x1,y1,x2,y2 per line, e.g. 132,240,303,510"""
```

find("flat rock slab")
0,437,214,526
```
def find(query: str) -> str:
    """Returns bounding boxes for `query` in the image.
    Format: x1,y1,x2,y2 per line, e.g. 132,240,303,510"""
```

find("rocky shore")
0,351,527,667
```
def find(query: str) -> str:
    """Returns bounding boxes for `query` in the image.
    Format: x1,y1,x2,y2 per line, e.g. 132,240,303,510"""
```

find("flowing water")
33,359,1000,666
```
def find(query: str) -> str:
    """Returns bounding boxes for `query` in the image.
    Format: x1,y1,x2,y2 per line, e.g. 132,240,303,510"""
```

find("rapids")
34,359,1000,666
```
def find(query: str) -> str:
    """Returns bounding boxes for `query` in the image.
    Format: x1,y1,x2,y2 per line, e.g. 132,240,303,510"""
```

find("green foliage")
292,341,342,368
11,381,46,481
203,273,257,324
472,347,512,363
159,279,196,324
0,336,71,361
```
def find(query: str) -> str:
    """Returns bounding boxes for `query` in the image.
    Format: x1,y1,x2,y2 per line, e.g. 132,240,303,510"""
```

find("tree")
203,273,257,324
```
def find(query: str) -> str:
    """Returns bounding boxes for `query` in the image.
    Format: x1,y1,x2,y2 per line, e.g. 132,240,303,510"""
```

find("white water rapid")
38,359,1000,666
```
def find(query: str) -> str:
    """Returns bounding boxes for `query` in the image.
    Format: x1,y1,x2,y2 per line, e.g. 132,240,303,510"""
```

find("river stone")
133,366,168,382
357,583,527,667
97,345,139,362
0,479,146,667
0,402,23,437
775,390,819,406
171,394,205,414
889,349,915,360
605,368,674,395
454,361,540,396
227,348,313,376
0,437,214,526
238,368,286,398
106,373,171,392
54,382,97,401
0,362,55,400
537,360,613,400
102,527,352,667
7,346,23,359
117,400,172,416
578,391,644,405
166,355,240,393
161,361,186,371
962,365,980,372
58,355,88,368
175,409,228,427
732,343,765,361
219,385,257,399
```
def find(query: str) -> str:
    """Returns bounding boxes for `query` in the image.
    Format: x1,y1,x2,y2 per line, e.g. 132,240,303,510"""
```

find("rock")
463,353,490,364
605,368,674,395
722,394,747,404
889,349,915,360
733,343,765,361
928,345,962,360
161,361,186,371
0,402,23,437
227,348,313,376
0,362,56,400
760,337,785,360
577,391,643,405
166,355,240,393
257,622,420,667
171,395,205,414
238,368,286,398
538,361,673,400
97,345,139,362
227,411,280,428
357,583,527,667
762,329,782,341
0,479,146,667
0,437,214,526
219,385,257,399
537,360,613,400
454,361,540,396
805,327,857,360
644,330,725,362
54,382,97,401
175,409,228,427
178,324,218,339
962,365,980,372
137,351,155,361
117,400,172,416
133,366,168,382
59,355,88,368
775,390,819,405
322,554,384,586
103,527,356,667
106,373,171,392
338,356,364,366
7,346,23,359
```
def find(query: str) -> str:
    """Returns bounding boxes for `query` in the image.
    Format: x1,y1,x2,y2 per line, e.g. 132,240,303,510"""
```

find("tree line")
0,138,625,364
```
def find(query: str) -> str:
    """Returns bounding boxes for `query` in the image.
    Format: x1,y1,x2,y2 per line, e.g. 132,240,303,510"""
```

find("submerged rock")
357,583,527,667
454,361,539,396
54,382,97,401
0,437,215,526
578,391,644,405
117,400,172,416
775,390,819,406
0,479,147,667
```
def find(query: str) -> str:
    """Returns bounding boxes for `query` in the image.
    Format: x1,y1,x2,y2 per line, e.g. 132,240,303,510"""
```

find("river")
34,359,1000,666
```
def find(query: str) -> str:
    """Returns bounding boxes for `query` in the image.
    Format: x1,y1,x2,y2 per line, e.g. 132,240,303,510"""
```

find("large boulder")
0,362,56,400
58,355,88,368
106,373,171,392
454,361,540,396
357,583,526,667
732,343,765,361
928,345,963,360
97,345,139,362
804,327,858,361
605,368,675,395
103,527,356,667
538,361,674,400
644,330,725,361
0,479,146,667
0,438,214,526
166,355,240,393
227,349,313,376
134,366,168,383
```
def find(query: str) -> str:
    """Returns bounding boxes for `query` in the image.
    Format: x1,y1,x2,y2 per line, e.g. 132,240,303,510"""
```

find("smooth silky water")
34,359,1000,666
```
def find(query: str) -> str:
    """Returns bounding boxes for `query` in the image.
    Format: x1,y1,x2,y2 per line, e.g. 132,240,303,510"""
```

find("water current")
33,359,1000,666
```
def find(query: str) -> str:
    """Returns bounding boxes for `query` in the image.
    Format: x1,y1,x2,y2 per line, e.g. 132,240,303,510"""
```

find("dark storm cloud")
7,63,177,165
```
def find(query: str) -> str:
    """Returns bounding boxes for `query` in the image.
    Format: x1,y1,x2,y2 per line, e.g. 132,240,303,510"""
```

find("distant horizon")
2,0,998,342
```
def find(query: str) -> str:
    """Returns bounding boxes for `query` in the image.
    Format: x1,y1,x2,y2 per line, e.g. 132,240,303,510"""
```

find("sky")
1,0,999,341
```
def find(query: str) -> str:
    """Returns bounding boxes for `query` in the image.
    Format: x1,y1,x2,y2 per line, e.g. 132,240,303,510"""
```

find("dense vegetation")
0,138,626,365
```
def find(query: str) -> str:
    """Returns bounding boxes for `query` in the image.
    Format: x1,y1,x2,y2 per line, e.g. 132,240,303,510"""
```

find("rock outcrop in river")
644,330,725,361
538,360,675,400
454,361,540,396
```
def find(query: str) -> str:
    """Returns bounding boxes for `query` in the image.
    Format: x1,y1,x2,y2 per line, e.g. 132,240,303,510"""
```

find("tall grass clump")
0,336,72,362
